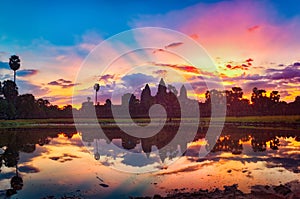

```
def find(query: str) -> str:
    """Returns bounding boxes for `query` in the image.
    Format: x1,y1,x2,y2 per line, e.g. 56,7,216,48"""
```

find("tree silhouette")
2,80,18,102
2,80,18,119
270,91,280,103
9,55,21,84
94,83,100,105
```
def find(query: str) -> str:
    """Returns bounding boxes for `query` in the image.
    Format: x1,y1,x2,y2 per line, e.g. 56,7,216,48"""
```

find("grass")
0,115,299,129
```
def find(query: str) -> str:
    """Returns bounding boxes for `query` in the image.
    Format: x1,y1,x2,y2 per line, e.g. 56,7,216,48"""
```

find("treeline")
201,87,300,117
0,79,300,119
0,80,73,119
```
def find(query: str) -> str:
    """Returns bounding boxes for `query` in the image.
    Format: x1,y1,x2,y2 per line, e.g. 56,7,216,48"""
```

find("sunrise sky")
0,0,299,107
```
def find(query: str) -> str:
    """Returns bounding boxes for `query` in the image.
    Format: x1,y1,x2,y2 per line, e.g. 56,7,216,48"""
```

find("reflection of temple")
80,124,299,163
81,124,184,163
78,78,198,118
0,127,299,177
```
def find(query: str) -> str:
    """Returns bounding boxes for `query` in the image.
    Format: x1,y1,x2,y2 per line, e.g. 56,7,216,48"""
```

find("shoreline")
0,115,299,129
130,180,300,199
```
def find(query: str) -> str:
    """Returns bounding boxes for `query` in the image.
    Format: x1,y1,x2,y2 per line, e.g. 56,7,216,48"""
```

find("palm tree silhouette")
9,55,21,84
94,139,100,160
94,83,100,105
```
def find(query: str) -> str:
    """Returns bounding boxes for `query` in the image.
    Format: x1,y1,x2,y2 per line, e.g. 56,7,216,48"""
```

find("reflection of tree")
203,128,299,155
6,165,23,197
269,137,280,150
251,137,267,152
94,139,100,160
3,147,19,167
208,136,243,155
0,129,78,196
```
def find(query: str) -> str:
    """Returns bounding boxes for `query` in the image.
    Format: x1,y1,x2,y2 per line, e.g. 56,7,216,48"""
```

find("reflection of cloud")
0,171,15,181
121,153,159,167
49,153,81,163
48,78,79,88
156,164,201,175
186,136,300,174
19,165,40,173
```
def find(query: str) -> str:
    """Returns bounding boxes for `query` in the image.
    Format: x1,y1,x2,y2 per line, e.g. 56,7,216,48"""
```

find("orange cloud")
150,62,200,74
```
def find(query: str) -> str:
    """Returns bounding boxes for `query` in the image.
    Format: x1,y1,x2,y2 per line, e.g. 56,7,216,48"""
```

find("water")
0,127,299,198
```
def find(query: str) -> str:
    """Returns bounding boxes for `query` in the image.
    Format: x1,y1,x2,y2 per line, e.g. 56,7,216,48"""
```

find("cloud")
164,42,183,49
242,80,277,93
247,25,260,32
131,0,300,65
121,73,157,88
152,48,165,54
0,61,8,69
226,64,249,70
48,78,79,88
0,51,9,60
279,90,291,98
223,62,300,84
150,62,200,74
190,78,224,94
266,62,300,80
18,165,40,173
156,164,203,175
0,73,11,81
224,58,254,71
246,58,254,63
153,69,168,77
18,80,50,96
228,73,264,81
98,74,115,83
189,34,199,40
43,95,73,106
17,69,38,77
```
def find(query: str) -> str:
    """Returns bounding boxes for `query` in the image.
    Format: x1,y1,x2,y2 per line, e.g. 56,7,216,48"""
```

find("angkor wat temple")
79,78,200,118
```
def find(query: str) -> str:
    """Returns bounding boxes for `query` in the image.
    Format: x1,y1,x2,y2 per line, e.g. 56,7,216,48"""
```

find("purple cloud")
48,79,79,88
121,73,157,88
241,81,277,93
266,62,300,80
153,69,167,77
98,74,115,83
18,80,49,96
164,42,183,49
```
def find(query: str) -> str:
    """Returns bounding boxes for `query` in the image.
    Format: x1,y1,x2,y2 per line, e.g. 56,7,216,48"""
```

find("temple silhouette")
79,78,199,119
78,78,300,119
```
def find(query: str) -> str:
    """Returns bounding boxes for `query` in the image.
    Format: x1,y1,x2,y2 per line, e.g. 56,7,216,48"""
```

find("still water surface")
0,127,299,198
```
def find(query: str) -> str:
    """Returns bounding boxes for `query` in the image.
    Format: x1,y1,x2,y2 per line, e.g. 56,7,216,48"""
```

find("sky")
0,0,300,107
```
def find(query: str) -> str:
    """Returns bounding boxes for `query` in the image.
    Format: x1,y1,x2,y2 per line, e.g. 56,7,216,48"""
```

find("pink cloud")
132,0,300,64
